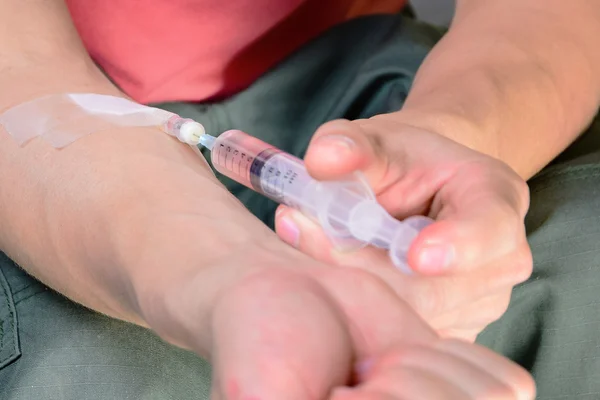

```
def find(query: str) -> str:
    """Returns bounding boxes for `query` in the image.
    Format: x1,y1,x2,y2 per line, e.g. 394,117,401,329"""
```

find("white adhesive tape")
0,93,176,148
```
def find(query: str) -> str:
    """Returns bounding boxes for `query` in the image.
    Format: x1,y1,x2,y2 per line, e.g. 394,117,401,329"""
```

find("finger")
436,328,481,343
276,206,519,321
305,119,396,187
275,205,336,262
307,120,468,218
340,257,519,321
275,206,394,268
437,339,536,400
276,206,428,279
430,290,513,333
277,196,529,282
276,207,431,275
211,269,352,400
407,181,531,276
306,119,432,218
359,343,519,399
305,121,533,279
315,267,438,358
332,367,469,400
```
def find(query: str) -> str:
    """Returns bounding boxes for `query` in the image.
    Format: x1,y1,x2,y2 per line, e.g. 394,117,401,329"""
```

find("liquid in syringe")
163,119,432,271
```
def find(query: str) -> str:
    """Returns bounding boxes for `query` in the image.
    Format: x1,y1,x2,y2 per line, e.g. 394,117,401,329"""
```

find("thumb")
305,119,392,186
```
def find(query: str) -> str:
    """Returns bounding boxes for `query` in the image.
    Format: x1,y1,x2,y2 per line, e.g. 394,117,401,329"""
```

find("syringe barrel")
209,130,372,249
210,130,322,210
209,130,278,191
208,130,433,261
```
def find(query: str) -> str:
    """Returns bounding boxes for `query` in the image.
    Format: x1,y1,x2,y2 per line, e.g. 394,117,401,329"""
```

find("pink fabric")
66,0,405,104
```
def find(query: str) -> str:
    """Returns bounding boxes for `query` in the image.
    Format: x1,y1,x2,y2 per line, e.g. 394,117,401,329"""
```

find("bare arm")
0,0,122,106
0,0,262,337
0,0,135,312
391,0,600,179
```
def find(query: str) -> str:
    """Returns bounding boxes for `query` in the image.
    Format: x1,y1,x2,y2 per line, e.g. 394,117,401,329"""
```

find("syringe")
162,116,433,271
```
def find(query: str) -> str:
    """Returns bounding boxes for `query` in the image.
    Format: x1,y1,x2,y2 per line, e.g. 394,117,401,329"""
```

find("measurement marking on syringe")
204,129,430,270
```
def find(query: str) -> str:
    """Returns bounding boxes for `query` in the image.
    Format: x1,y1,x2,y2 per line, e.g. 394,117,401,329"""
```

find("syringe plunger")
200,129,433,272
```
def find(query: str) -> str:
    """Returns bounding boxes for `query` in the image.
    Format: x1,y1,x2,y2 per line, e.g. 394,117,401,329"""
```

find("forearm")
0,0,219,332
0,128,177,324
0,1,287,358
0,0,140,316
0,0,122,105
391,0,600,179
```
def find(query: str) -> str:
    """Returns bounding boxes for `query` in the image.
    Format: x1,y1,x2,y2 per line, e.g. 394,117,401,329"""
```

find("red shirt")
66,0,406,104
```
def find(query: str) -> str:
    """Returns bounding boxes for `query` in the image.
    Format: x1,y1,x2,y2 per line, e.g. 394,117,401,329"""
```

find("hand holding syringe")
162,116,433,272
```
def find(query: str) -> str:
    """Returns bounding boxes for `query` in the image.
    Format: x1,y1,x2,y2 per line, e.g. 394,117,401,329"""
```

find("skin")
399,0,600,180
0,0,597,397
276,120,532,341
276,0,600,340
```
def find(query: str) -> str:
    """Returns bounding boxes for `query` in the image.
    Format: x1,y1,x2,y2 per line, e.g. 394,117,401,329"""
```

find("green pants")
1,13,599,399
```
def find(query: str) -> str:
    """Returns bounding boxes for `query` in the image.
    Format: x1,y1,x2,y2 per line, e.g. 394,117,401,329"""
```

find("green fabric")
0,256,212,399
477,115,600,400
158,14,441,229
0,11,599,399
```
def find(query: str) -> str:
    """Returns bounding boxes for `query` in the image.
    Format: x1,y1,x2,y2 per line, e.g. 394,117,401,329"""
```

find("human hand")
206,263,535,399
2,120,534,399
274,117,533,340
89,134,530,399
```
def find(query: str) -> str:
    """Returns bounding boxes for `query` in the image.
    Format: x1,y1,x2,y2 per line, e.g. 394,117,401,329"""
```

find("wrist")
132,236,292,357
0,125,213,326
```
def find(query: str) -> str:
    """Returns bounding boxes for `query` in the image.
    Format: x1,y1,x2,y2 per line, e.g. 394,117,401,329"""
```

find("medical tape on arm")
0,93,206,148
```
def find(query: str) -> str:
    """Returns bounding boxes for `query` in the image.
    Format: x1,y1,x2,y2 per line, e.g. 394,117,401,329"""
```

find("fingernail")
278,215,300,248
417,243,454,274
315,134,355,151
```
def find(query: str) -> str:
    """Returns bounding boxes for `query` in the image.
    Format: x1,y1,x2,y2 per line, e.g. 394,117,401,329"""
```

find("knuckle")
489,159,531,216
509,244,534,284
512,177,531,218
478,164,530,233
493,202,524,241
